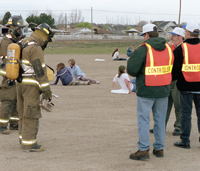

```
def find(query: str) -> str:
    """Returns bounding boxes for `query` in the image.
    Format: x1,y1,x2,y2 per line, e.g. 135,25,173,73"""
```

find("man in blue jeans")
127,24,173,160
173,22,200,149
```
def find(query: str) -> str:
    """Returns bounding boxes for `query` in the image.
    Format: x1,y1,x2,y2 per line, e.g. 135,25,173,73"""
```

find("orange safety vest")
171,44,176,51
144,43,174,86
181,43,200,82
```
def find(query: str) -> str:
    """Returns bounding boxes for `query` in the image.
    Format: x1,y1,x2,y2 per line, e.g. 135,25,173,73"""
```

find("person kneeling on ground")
68,59,100,84
112,65,136,94
112,48,127,61
51,63,90,86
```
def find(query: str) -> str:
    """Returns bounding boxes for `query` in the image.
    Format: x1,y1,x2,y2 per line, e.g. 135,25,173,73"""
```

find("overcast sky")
0,0,200,25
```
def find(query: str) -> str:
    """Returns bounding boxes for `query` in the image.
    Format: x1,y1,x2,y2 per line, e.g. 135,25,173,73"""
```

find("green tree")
126,27,132,30
26,13,56,28
76,22,92,29
103,26,108,30
2,11,11,25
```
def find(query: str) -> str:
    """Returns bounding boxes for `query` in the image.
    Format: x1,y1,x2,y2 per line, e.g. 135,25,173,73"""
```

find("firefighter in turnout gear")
17,23,54,152
0,15,28,134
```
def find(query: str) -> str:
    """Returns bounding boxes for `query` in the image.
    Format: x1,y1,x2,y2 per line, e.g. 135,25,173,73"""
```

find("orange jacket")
181,43,200,82
144,43,174,86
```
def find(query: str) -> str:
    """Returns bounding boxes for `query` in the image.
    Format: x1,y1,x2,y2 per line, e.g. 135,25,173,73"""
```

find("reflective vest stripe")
19,134,22,139
10,117,19,121
145,43,154,67
22,139,37,145
183,43,189,64
166,44,173,66
0,119,9,123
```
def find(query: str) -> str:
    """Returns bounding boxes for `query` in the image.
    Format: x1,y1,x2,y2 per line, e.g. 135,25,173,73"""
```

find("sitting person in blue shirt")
51,63,90,86
68,59,100,84
126,45,134,57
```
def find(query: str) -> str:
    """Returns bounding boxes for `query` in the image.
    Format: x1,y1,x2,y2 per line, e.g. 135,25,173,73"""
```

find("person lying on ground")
51,63,90,86
112,65,136,94
68,59,100,84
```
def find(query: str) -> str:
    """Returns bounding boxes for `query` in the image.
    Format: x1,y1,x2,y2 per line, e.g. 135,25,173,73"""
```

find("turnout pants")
17,83,41,149
0,86,18,128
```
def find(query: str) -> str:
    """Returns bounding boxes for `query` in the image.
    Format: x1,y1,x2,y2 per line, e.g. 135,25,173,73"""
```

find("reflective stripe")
22,78,41,88
22,139,37,145
22,78,50,90
10,117,19,121
166,44,173,66
0,69,6,76
6,34,12,39
27,42,36,45
41,82,49,88
22,59,31,65
42,63,46,68
183,43,189,64
145,43,154,67
19,135,22,139
0,119,9,123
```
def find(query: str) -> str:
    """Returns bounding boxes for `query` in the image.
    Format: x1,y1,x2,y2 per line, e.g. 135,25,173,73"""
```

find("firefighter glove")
42,89,52,100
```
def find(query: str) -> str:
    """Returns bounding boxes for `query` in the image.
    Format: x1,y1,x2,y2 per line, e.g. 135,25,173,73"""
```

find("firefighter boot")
10,123,18,130
29,144,45,152
0,127,10,134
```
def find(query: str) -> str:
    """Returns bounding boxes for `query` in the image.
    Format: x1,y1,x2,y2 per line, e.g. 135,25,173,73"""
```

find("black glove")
42,89,52,100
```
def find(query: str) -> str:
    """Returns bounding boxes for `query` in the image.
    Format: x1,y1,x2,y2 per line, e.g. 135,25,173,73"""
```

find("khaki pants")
68,77,89,85
17,83,41,148
0,85,18,128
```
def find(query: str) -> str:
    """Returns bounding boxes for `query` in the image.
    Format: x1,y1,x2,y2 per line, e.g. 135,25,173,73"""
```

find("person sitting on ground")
127,45,134,57
51,63,90,86
112,65,136,94
112,48,127,61
68,59,100,84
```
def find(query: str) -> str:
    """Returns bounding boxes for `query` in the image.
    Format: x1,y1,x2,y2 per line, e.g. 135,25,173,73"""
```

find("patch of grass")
45,39,142,54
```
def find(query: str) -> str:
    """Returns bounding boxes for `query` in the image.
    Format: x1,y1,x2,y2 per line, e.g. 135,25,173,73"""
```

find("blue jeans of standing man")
130,77,136,92
137,96,168,151
179,91,200,144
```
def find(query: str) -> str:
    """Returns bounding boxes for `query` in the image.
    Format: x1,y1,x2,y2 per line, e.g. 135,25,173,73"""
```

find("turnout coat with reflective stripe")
19,32,50,92
0,35,14,88
144,43,174,86
181,43,200,82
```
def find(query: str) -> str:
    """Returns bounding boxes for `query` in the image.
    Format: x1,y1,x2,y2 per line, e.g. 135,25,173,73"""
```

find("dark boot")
0,127,10,134
10,124,18,130
153,149,164,157
130,150,150,160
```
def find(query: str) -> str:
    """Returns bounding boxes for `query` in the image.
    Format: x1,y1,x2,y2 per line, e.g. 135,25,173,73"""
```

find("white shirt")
113,73,133,91
113,51,119,60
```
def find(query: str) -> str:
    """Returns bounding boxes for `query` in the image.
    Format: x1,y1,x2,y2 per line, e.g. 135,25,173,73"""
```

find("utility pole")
65,13,67,30
178,0,181,26
91,7,93,47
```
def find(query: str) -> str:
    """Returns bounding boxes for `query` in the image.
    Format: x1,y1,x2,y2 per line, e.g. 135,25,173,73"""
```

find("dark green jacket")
127,37,170,98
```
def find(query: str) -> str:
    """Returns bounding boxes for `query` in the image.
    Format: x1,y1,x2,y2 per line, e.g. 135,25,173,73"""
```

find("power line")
1,9,200,17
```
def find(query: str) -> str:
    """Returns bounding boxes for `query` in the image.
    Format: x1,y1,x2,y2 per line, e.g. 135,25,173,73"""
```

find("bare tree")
68,9,84,24
138,20,148,27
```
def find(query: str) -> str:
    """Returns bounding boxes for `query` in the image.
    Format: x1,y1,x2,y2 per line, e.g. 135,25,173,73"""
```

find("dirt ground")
1,53,200,171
